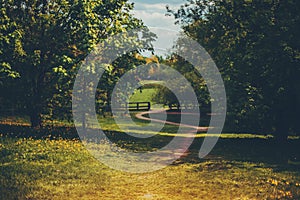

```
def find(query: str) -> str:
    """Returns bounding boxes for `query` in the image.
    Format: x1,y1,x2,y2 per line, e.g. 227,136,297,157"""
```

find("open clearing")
1,89,299,199
1,113,300,199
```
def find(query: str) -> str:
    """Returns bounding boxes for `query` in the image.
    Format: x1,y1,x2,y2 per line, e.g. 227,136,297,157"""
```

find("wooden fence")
127,102,151,111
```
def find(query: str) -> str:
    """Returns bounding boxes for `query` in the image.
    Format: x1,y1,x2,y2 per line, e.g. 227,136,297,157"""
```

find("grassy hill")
129,88,157,103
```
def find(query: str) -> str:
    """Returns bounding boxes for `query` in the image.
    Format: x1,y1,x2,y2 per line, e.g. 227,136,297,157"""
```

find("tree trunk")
30,111,42,128
273,108,289,163
274,123,288,143
28,97,43,128
274,109,289,143
28,77,44,128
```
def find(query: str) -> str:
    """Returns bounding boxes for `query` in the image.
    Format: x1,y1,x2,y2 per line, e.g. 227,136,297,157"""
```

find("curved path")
135,110,274,140
135,109,208,132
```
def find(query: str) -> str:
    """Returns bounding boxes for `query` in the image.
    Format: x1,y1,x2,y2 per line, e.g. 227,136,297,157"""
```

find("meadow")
0,88,299,199
1,112,300,199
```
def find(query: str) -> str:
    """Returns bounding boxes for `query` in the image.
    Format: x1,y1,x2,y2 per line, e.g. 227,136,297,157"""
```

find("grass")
1,108,300,199
129,88,158,104
1,133,300,199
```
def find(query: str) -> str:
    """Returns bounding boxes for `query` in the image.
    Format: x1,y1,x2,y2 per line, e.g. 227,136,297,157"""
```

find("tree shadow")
0,123,79,139
179,138,300,172
1,123,299,173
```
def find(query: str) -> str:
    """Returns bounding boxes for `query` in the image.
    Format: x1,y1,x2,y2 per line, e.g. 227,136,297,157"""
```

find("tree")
152,54,210,111
0,0,150,127
169,0,300,140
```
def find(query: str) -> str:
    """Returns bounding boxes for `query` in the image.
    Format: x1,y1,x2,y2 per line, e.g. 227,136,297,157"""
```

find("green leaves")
0,0,152,127
169,0,300,137
53,66,68,76
0,62,19,79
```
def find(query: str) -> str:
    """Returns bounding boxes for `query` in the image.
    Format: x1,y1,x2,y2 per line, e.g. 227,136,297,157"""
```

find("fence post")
147,102,150,110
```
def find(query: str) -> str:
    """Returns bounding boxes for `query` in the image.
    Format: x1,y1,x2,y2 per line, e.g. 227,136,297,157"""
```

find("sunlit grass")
1,105,300,199
1,135,300,199
129,88,158,103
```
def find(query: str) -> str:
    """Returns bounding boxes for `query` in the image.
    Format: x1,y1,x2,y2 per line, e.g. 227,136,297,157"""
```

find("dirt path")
135,109,208,132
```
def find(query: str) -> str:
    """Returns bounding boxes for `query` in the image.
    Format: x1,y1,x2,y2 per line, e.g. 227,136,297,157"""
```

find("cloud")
134,3,169,12
130,1,183,30
132,10,178,29
130,1,185,55
132,0,185,5
133,2,182,13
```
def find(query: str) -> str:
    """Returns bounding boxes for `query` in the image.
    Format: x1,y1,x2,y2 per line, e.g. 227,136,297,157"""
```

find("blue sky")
129,0,186,56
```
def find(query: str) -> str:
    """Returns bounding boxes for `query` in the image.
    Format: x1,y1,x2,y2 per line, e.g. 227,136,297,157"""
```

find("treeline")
166,0,300,140
1,0,299,142
0,0,154,127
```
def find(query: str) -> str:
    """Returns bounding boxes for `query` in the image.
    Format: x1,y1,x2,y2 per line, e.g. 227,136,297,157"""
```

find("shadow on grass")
1,123,300,199
1,123,299,169
183,137,300,172
0,123,79,139
0,124,73,199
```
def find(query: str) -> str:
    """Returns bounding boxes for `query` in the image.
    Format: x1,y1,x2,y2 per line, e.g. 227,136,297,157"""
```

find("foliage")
0,0,152,127
152,55,211,111
168,0,300,139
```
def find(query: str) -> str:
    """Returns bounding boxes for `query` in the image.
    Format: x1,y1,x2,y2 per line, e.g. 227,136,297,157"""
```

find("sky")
129,0,186,56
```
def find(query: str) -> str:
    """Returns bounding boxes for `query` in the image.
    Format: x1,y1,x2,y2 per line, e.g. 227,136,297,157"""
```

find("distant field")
129,88,157,103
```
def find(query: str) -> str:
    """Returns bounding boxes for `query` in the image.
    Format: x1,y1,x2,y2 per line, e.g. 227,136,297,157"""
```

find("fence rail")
127,102,151,111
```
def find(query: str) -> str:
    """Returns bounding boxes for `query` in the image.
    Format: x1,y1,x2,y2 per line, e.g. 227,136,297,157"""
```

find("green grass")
129,88,158,104
1,114,300,199
1,134,300,199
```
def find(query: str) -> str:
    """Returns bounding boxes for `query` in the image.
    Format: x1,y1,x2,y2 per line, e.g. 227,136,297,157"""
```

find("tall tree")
169,0,300,140
0,0,150,127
